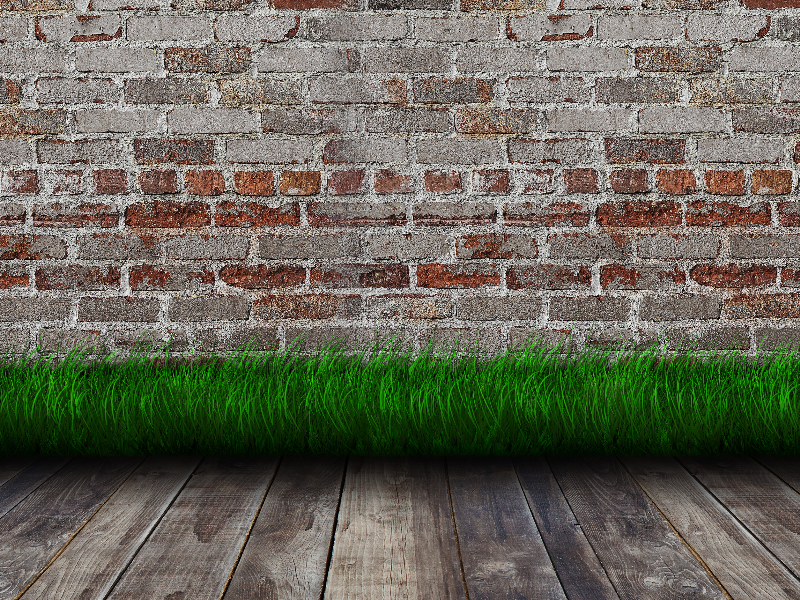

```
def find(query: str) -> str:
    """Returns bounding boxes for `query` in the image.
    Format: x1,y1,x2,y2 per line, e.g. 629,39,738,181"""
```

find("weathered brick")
686,15,769,42
769,16,800,41
0,17,28,41
729,48,800,72
690,264,776,289
508,138,594,164
36,15,122,42
168,108,260,134
76,109,159,133
134,139,215,165
610,169,648,193
0,80,22,105
507,77,591,104
215,14,299,42
254,293,360,320
169,296,249,322
456,108,539,134
508,15,592,42
263,108,358,134
0,170,38,194
413,202,496,225
327,170,365,195
698,138,783,163
597,15,682,39
77,233,161,261
172,0,254,9
310,264,410,289
517,169,555,194
413,77,493,104
375,169,413,194
131,265,214,292
79,297,159,322
273,0,357,8
0,299,70,323
605,138,685,164
303,14,406,40
38,77,119,104
370,0,448,8
0,49,67,73
49,170,82,195
687,200,770,226
38,139,123,164
752,170,792,195
547,108,631,132
324,138,407,164
308,202,406,226
186,170,225,196
233,171,274,196
600,264,685,291
0,235,66,259
124,79,209,104
259,233,360,260
639,107,726,133
416,139,501,164
218,79,302,106
0,109,65,137
216,200,298,227
0,267,28,289
456,234,537,259
280,170,321,195
366,108,450,133
76,48,159,73
456,48,540,73
415,16,500,41
507,266,589,290
595,77,680,104
165,47,251,74
460,0,543,10
547,48,629,72
126,201,211,228
36,265,119,290
164,234,247,259
258,48,360,73
226,139,314,164
128,16,212,41
33,203,118,228
416,264,499,289
690,78,773,105
471,169,509,194
310,77,406,104
636,47,723,73
732,108,800,134
92,169,127,195
704,170,745,195
363,48,449,73
563,168,599,194
506,200,585,224
219,264,305,289
139,170,179,195
0,141,33,164
596,201,681,227
0,203,25,224
425,170,462,193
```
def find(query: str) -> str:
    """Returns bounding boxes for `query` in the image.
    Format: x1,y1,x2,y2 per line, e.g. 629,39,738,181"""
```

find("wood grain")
548,456,724,600
18,455,201,600
0,458,71,521
513,457,620,600
104,456,279,600
755,456,800,498
623,456,800,600
0,457,142,600
448,457,567,600
224,456,345,600
0,459,36,490
324,457,465,600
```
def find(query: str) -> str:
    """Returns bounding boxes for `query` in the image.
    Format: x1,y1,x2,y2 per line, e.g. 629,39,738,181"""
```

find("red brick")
725,293,800,319
752,170,792,195
253,293,360,320
139,170,179,195
416,263,500,289
690,264,776,288
0,267,29,289
609,169,648,193
704,170,745,195
0,170,38,194
605,138,685,164
233,171,274,196
51,170,82,195
563,168,598,194
327,170,365,195
134,139,214,165
687,200,770,226
219,264,305,289
310,264,409,289
33,203,118,228
125,201,211,228
374,169,412,194
0,80,21,105
130,264,214,291
472,170,510,194
0,235,66,260
280,171,321,196
599,264,686,290
215,201,300,227
92,169,126,195
596,201,681,227
185,170,225,196
425,170,461,194
35,265,120,290
656,169,696,195
743,0,800,7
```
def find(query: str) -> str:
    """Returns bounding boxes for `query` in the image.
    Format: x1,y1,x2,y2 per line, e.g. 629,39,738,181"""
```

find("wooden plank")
18,455,201,600
548,456,724,600
678,456,800,581
105,456,279,600
447,457,566,600
324,457,465,600
224,456,345,600
0,458,72,521
513,457,620,600
0,458,36,490
623,456,800,600
754,456,800,497
0,457,142,600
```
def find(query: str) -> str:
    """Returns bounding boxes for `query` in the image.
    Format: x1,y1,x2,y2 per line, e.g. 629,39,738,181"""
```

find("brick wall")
2,0,800,365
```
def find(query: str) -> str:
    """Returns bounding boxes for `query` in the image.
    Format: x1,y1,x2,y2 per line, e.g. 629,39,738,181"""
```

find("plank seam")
444,457,471,600
217,455,284,600
618,457,735,600
752,456,800,500
0,458,73,522
317,453,349,600
12,456,148,600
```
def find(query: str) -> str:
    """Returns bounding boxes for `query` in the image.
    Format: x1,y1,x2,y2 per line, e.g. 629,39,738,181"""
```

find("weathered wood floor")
1,455,800,600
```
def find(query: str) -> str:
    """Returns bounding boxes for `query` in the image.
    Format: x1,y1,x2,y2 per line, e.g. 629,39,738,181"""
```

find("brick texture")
1,2,799,365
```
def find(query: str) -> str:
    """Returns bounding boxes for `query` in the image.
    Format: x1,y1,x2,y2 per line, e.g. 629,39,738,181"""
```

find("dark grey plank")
0,459,36,490
0,458,70,520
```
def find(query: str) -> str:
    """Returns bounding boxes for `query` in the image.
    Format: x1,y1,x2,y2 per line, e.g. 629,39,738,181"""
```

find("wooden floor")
1,456,800,600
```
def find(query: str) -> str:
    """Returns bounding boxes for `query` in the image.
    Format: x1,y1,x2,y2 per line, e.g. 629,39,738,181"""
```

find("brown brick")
134,139,214,165
327,170,365,196
656,169,697,195
33,203,118,228
126,201,211,228
704,170,745,195
425,170,461,194
687,200,770,226
413,78,494,104
563,168,598,194
280,171,321,196
375,169,412,194
233,171,274,196
185,170,225,196
0,80,22,104
596,201,682,227
416,263,500,289
164,47,251,74
752,170,792,195
690,264,776,288
0,267,28,289
220,264,306,289
743,0,800,7
610,169,648,193
130,264,214,291
0,170,38,194
254,293,360,320
215,201,300,227
92,169,126,195
51,171,82,195
606,139,685,164
472,170,510,194
139,170,179,195
310,264,409,289
0,109,65,137
635,47,723,73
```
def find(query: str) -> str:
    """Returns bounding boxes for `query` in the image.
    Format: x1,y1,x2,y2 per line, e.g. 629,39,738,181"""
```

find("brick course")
1,1,800,366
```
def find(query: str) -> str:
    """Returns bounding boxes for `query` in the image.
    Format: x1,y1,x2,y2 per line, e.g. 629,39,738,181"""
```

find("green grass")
3,326,800,457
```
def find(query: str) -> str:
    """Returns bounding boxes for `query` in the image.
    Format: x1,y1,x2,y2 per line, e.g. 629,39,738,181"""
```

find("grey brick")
79,297,160,322
226,139,315,164
456,295,541,321
76,109,160,133
130,265,214,292
78,233,162,261
686,15,769,42
0,298,70,322
303,15,407,41
415,139,502,164
260,233,360,259
370,0,450,9
639,107,727,133
0,328,31,353
257,48,359,73
418,327,504,358
769,16,800,42
414,16,499,42
127,16,213,41
169,296,250,322
364,233,448,260
637,233,719,259
218,78,302,106
546,108,632,132
76,48,159,73
324,138,407,164
37,140,124,165
549,233,631,260
413,77,493,104
165,234,249,259
38,77,120,104
691,77,774,105
508,14,592,42
508,138,594,164
732,108,800,134
547,48,629,72
262,108,358,135
413,201,496,225
0,49,67,73
310,76,405,104
0,141,33,165
456,48,540,73
549,296,630,322
640,295,721,322
730,234,800,259
36,15,122,42
697,138,784,163
729,48,800,72
0,17,28,41
363,48,449,73
124,78,209,104
782,77,800,103
167,108,260,134
596,77,681,104
507,77,591,104
214,15,300,42
562,0,638,8
597,15,682,40
366,108,451,133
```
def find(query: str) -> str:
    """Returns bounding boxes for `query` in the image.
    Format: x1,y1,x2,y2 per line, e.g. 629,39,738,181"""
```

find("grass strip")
2,327,800,457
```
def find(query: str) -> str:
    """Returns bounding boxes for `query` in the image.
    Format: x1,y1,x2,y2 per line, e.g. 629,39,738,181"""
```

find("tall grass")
2,327,800,457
